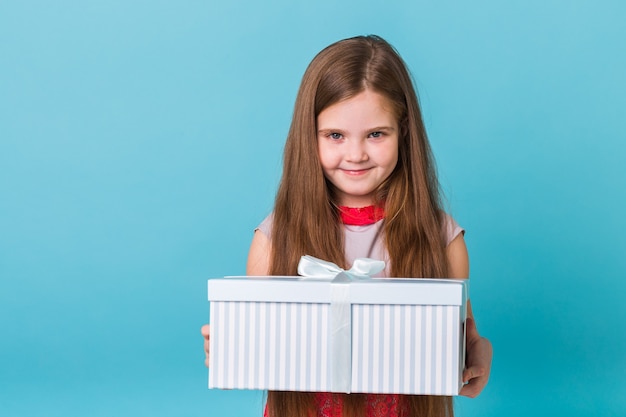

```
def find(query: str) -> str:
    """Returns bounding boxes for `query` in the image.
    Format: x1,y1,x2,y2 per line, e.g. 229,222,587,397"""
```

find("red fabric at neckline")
338,205,385,226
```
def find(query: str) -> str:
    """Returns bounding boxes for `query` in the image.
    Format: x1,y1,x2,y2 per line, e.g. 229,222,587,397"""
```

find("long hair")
268,35,452,417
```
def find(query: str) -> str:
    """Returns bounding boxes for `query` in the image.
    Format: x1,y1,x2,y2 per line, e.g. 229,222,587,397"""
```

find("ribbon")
297,255,385,280
297,255,385,393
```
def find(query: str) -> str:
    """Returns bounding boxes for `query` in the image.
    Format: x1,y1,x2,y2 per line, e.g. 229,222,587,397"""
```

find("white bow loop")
297,255,385,280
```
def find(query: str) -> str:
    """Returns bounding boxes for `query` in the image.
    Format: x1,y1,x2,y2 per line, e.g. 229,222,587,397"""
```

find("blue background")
1,1,624,416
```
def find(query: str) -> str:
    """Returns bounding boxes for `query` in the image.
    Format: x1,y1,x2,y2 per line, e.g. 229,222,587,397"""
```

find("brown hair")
268,35,453,417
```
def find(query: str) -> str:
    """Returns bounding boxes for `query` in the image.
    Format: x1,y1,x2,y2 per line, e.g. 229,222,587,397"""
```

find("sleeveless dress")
258,213,464,417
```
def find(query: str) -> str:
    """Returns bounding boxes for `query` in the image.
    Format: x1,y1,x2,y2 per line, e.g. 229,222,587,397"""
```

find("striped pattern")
351,304,462,395
209,300,463,395
209,301,331,391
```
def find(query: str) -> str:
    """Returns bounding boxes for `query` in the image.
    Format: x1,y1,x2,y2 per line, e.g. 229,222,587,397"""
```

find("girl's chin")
336,194,376,207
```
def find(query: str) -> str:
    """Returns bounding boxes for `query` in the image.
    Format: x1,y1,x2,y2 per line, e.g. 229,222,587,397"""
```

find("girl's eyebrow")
367,126,396,132
317,126,396,134
317,128,345,134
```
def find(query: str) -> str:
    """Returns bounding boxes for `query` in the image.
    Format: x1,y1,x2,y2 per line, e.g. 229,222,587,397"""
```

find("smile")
341,168,372,176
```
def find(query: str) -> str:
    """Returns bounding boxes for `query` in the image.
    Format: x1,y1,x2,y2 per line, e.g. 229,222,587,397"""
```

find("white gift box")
208,270,468,395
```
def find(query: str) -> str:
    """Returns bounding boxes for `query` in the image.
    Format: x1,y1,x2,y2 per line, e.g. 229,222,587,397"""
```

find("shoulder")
255,213,274,239
442,213,464,246
446,232,469,278
248,212,273,275
442,213,468,278
247,229,271,275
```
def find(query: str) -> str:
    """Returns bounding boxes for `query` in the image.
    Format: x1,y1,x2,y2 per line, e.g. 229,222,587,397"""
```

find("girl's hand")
201,324,210,368
460,317,492,398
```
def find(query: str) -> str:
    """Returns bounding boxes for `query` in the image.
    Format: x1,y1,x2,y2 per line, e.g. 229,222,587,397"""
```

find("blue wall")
1,1,624,416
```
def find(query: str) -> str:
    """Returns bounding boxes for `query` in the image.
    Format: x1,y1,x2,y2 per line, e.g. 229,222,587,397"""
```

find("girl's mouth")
341,168,372,176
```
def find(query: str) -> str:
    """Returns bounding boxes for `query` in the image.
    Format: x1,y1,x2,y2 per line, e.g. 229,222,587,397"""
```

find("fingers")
463,365,485,384
460,378,485,398
460,366,487,398
201,324,210,368
461,332,492,398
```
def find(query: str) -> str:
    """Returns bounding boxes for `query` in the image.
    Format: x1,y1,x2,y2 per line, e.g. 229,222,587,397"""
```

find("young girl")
202,34,492,417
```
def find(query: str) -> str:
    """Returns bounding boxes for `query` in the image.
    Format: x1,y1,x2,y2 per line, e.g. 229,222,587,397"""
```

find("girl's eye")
329,132,343,140
369,131,382,138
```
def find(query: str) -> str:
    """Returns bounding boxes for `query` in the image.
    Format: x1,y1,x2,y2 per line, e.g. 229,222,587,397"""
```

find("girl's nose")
346,140,368,162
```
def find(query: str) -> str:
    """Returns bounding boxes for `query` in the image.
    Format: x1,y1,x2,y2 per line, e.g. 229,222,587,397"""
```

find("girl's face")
317,89,399,207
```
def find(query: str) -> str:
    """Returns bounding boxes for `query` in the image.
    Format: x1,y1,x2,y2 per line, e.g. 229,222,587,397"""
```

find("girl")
202,35,492,417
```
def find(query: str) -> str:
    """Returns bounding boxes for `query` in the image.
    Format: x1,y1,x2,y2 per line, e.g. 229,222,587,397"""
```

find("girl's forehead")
321,89,396,112
317,90,398,130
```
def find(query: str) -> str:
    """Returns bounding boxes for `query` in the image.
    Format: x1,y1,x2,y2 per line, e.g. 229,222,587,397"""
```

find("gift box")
208,257,468,396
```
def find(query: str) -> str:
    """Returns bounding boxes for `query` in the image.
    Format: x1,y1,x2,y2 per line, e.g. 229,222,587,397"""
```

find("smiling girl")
203,34,492,417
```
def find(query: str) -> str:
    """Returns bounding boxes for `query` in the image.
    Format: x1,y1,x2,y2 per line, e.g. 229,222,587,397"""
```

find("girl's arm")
246,230,272,275
446,234,493,398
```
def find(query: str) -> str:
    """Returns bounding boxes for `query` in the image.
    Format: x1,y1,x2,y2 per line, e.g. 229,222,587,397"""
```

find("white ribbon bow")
295,255,385,393
297,255,385,280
